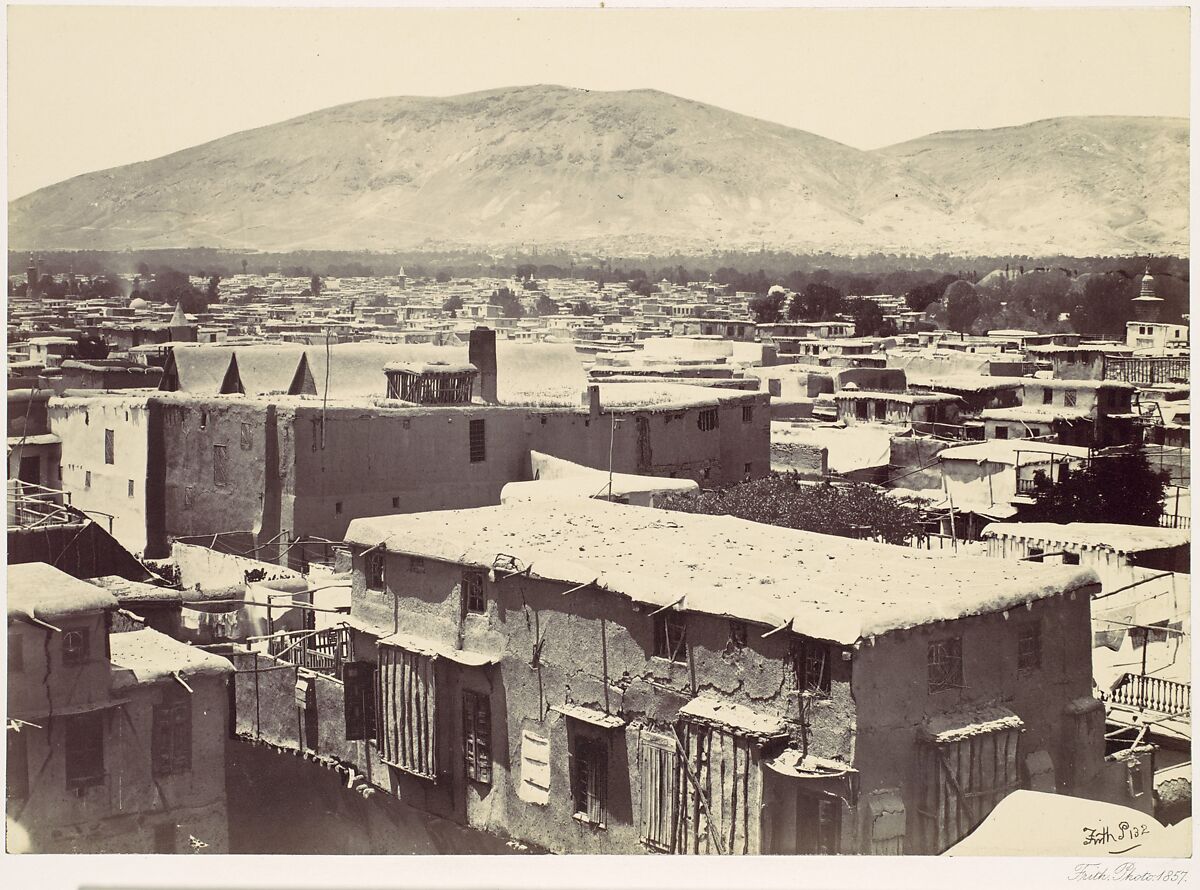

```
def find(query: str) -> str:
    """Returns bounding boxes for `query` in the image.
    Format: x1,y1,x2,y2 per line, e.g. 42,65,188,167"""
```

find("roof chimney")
469,326,497,404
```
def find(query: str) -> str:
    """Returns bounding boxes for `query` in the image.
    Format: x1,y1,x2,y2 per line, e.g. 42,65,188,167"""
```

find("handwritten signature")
1070,863,1190,883
1083,821,1152,849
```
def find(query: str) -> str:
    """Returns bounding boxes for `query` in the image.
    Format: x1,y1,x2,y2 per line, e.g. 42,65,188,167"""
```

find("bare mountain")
8,86,1189,256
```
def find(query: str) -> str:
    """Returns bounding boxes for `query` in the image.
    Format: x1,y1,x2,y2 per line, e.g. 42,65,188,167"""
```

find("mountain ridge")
9,85,1189,255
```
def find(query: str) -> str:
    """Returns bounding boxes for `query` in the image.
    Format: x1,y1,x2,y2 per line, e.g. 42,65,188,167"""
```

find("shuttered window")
518,731,550,805
919,728,1021,853
104,429,115,465
653,611,687,663
469,419,486,463
152,690,192,776
462,689,492,784
639,731,678,851
212,444,229,487
343,661,377,741
377,644,438,780
462,570,486,615
573,736,607,827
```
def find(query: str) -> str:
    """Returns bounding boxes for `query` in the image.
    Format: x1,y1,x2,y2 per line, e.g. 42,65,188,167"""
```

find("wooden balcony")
1104,672,1191,716
267,624,351,680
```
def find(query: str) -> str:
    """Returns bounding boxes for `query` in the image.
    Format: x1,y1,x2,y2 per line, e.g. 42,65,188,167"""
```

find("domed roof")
768,284,787,296
128,297,148,310
1136,271,1163,302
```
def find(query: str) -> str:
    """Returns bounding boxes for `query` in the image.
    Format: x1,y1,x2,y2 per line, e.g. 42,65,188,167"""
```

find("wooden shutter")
343,662,377,741
921,728,1021,853
462,690,492,784
377,644,438,779
639,731,678,851
575,738,607,826
518,731,550,805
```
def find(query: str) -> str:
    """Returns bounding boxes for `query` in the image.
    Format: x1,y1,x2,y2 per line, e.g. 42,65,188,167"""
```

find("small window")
104,429,115,465
742,404,754,423
855,400,869,421
409,556,425,574
1064,389,1077,408
335,501,343,515
1062,552,1080,566
697,408,719,431
744,462,753,476
152,689,192,777
573,736,608,827
127,479,135,498
462,689,492,785
1028,547,1044,563
928,637,963,693
212,444,228,487
392,496,401,509
64,711,105,789
728,620,747,649
792,637,832,695
85,470,92,489
994,426,1008,440
240,422,253,450
1042,388,1053,405
63,628,89,665
199,410,208,431
1017,624,1041,672
653,610,687,663
366,552,385,590
469,419,486,463
463,570,486,615
183,485,196,510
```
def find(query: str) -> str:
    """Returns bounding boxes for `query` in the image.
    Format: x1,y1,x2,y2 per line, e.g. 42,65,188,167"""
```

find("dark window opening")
65,711,105,789
392,496,401,509
1064,390,1078,408
928,637,964,693
63,628,89,666
1062,552,1081,565
1017,624,1041,672
366,552,385,590
343,662,377,741
152,689,192,777
463,570,486,615
797,795,841,854
1028,547,1044,563
462,689,492,784
994,426,1008,439
335,501,343,515
469,419,487,463
573,736,608,827
128,479,135,498
855,400,869,421
104,429,115,465
199,410,208,431
697,408,719,431
653,610,687,663
742,405,754,423
728,620,747,649
240,422,253,450
1042,388,1053,405
18,455,40,485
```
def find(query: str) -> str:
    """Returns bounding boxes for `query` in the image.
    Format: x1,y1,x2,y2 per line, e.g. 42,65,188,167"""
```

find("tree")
1071,273,1138,340
534,294,559,316
515,263,538,281
797,283,844,320
442,295,464,312
904,282,945,313
147,268,209,314
207,276,221,303
493,287,524,318
850,299,886,336
1024,446,1167,526
310,274,322,297
435,270,452,283
748,292,787,323
573,300,596,316
944,280,982,332
657,476,925,545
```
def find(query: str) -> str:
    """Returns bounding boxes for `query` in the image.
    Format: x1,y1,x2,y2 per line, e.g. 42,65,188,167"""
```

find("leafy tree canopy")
1024,446,1168,526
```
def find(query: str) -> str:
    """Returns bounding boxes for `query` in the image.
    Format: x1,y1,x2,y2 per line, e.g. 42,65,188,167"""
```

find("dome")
128,297,148,310
768,284,787,296
1137,272,1162,301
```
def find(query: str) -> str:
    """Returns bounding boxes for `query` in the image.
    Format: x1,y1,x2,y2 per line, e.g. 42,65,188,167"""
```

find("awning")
678,697,788,742
922,704,1024,744
377,631,500,667
551,702,625,729
16,698,131,721
764,749,856,780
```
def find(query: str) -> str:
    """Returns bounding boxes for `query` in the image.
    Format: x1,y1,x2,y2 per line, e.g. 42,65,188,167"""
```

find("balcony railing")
267,625,351,680
1104,672,1191,716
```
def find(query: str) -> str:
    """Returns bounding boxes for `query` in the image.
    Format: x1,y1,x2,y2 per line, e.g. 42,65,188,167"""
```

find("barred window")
463,570,486,615
127,479,135,498
742,404,754,423
240,422,253,450
104,429,115,465
469,419,486,462
573,736,608,828
366,552,385,590
653,610,687,663
212,444,229,487
1017,624,1041,672
1042,388,1053,405
463,689,492,785
697,408,719,432
928,637,963,693
792,637,831,695
152,689,192,777
1064,389,1078,408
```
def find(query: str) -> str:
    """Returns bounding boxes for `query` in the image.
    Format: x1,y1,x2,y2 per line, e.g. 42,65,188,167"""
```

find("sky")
7,4,1191,199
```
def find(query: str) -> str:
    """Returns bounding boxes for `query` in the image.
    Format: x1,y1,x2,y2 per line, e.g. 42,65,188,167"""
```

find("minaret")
1131,267,1165,323
26,255,38,297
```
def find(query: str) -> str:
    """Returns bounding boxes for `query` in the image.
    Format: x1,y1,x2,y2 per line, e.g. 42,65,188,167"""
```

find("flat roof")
109,627,234,688
7,562,117,620
937,440,1092,465
344,500,1098,644
980,522,1190,554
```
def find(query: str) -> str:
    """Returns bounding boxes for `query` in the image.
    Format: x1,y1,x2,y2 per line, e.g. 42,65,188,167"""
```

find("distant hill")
8,86,1189,256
